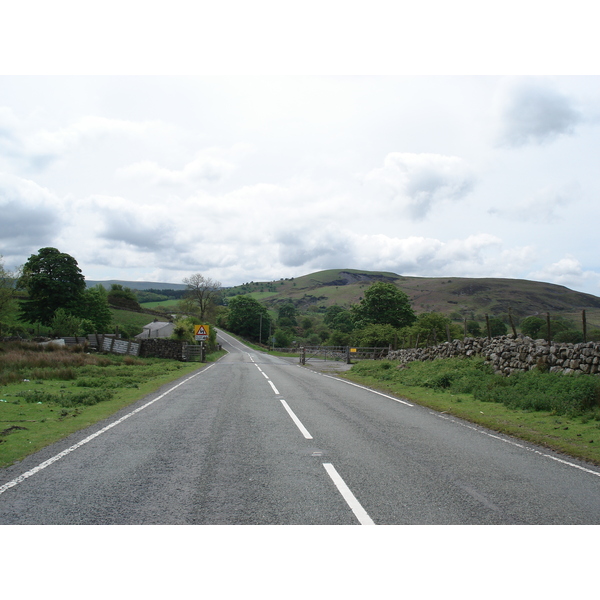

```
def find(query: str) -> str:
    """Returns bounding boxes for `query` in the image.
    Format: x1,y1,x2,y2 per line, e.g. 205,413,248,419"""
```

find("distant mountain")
86,280,188,291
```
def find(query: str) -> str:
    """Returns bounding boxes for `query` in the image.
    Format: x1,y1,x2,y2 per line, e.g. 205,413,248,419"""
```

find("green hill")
224,269,600,325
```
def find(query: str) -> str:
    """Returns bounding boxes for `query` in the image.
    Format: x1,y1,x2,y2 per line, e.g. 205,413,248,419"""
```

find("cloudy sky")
1,4,599,296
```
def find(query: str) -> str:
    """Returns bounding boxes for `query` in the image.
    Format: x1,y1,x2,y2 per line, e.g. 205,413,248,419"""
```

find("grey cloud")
99,211,176,252
364,153,475,221
277,229,354,268
0,178,61,256
497,81,582,146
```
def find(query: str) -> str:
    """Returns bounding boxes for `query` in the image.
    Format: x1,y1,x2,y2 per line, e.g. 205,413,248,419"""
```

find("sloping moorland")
223,268,600,325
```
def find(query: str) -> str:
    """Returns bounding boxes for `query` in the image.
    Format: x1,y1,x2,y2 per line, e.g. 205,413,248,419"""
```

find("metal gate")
182,343,206,362
299,346,389,365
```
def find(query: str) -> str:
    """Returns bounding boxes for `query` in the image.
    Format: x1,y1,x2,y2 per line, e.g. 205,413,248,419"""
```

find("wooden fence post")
583,310,587,343
508,307,517,337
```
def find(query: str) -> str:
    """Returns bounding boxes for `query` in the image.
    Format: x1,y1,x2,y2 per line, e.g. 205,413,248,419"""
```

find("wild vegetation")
0,340,218,467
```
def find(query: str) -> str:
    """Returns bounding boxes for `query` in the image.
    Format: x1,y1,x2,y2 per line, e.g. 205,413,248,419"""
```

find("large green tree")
225,295,271,342
352,282,416,329
18,247,86,326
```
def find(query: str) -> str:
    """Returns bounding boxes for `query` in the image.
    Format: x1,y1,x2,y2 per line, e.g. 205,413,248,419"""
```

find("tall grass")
351,357,600,417
1,341,124,385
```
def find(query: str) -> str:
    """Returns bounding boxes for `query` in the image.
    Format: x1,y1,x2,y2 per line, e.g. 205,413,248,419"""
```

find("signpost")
194,324,210,341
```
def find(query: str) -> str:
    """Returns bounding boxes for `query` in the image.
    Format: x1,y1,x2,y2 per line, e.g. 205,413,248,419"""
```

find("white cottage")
136,319,175,339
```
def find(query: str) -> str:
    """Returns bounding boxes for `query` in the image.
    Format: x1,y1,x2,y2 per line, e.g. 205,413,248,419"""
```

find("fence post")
508,307,517,336
486,314,491,339
583,310,587,343
346,346,351,364
546,312,552,343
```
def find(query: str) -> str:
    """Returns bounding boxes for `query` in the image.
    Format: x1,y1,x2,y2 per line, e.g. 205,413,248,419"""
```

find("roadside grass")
0,343,223,468
342,358,600,466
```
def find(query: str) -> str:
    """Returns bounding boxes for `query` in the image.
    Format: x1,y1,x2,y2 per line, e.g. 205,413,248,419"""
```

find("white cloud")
116,144,253,187
495,79,582,146
0,109,175,171
529,256,600,291
489,182,580,223
362,152,475,220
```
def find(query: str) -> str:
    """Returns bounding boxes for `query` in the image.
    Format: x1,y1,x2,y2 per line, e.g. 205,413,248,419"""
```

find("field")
0,341,224,467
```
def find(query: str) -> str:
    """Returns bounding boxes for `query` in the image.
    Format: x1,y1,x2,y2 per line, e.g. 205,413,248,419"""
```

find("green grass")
0,344,224,467
110,308,156,336
342,358,600,466
139,299,180,309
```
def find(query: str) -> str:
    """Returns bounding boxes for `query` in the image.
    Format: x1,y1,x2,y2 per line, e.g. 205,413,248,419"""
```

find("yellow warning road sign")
194,324,210,340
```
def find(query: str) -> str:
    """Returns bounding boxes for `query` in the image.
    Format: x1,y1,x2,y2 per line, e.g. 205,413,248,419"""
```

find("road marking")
279,399,313,439
0,365,215,497
268,380,280,395
323,463,375,525
321,374,413,407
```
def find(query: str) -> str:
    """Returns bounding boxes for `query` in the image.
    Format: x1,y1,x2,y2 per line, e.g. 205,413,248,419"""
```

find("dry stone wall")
138,338,186,360
387,335,600,376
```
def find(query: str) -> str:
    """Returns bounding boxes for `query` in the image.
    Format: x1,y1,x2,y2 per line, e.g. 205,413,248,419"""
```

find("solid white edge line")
323,463,375,525
0,364,215,497
279,399,313,439
321,373,413,406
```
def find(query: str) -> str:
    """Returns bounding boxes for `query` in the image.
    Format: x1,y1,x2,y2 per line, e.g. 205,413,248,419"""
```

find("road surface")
2,330,600,524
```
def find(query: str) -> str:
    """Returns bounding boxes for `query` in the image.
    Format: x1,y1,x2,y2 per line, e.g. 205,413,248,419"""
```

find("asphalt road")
2,330,600,524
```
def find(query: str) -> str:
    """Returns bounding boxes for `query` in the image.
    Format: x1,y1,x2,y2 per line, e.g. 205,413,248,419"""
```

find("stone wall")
138,338,186,360
387,335,600,376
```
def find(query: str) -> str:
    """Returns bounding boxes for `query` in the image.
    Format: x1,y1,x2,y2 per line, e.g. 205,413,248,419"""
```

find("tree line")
3,248,598,346
0,248,222,342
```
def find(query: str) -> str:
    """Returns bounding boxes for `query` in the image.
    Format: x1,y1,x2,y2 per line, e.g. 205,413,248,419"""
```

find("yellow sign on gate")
194,324,210,341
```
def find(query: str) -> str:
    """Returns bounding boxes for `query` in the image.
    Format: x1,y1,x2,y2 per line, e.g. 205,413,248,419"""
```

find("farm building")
136,319,175,339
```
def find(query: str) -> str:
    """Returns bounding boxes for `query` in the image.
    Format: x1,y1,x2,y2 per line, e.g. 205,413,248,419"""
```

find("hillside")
86,280,188,291
86,269,600,327
224,269,600,324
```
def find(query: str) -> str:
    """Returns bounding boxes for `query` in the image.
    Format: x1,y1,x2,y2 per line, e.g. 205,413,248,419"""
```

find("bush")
553,330,584,344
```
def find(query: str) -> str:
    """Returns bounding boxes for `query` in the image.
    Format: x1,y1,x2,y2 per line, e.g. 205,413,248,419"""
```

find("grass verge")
341,358,600,466
0,345,225,468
